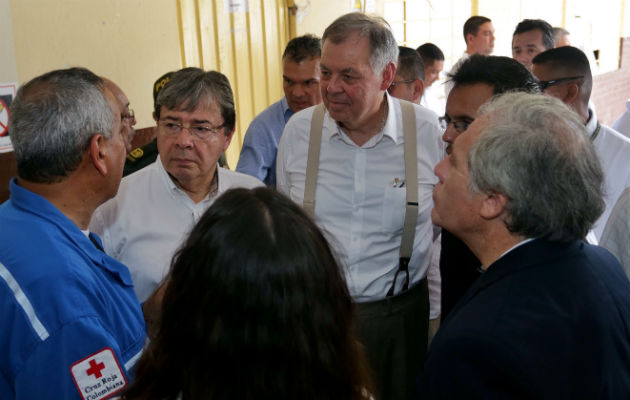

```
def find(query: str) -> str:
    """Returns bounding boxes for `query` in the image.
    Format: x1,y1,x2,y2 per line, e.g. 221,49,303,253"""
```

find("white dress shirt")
420,84,446,117
277,94,443,302
90,158,263,302
587,107,630,241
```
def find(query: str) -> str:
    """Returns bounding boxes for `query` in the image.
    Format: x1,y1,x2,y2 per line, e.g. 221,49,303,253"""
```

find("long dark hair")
124,187,372,399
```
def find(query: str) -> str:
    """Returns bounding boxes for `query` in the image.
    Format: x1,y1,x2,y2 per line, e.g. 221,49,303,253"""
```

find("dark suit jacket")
419,239,630,399
440,229,482,319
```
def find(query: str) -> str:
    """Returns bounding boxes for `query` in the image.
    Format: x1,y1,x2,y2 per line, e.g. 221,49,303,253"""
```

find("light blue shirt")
236,97,294,186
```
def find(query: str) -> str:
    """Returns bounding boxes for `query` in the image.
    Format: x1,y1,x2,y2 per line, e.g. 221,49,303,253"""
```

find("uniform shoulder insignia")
126,147,144,162
70,347,127,400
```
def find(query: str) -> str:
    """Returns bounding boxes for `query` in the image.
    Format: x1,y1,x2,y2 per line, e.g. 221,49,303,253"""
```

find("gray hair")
468,92,604,242
9,67,114,183
155,68,235,133
322,13,398,74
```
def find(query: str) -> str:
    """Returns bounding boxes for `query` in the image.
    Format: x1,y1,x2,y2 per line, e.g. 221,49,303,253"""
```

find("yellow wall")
0,0,18,82
176,0,289,167
295,0,352,37
9,0,182,129
3,0,629,165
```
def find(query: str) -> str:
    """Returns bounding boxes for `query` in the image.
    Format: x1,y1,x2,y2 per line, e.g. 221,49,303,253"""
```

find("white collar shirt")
277,94,443,302
90,157,263,302
586,107,630,241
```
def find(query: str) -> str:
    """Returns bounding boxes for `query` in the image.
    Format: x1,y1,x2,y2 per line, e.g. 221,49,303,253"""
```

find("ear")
222,127,235,152
380,62,396,91
89,134,108,176
480,191,508,221
465,33,474,46
411,78,425,103
152,111,157,122
564,83,580,105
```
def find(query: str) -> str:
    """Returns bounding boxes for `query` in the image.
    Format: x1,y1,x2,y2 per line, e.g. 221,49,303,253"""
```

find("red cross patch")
70,348,127,400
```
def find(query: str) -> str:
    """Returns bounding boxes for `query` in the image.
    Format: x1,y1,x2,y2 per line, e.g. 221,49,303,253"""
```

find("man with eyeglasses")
439,55,539,320
532,46,630,243
104,78,137,153
388,46,425,105
123,72,230,177
90,68,263,303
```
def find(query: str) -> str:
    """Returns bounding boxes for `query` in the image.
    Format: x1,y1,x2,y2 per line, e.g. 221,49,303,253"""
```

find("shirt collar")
156,157,218,204
497,237,535,261
324,93,400,147
585,106,599,138
281,96,294,123
8,178,133,285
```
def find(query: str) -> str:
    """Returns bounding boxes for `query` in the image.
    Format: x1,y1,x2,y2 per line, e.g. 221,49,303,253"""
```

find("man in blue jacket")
419,92,630,399
0,68,146,400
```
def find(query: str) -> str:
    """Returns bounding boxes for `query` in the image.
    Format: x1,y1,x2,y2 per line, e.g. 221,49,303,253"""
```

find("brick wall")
591,37,630,126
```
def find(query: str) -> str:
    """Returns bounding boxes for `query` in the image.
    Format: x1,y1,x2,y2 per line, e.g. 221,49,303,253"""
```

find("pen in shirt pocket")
392,178,405,188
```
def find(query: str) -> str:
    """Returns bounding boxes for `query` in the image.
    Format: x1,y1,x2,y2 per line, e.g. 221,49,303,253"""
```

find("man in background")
104,78,137,153
236,34,321,186
445,15,495,95
553,27,571,47
439,55,539,319
532,46,630,241
511,18,554,69
388,46,425,105
417,43,445,115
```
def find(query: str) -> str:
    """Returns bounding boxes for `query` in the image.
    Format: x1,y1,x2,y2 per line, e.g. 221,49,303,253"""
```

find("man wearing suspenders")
276,13,442,400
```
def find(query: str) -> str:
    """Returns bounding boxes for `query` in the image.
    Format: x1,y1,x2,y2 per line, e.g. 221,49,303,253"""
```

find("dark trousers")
356,279,429,400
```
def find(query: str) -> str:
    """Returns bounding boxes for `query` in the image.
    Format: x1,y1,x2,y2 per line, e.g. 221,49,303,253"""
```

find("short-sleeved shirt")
0,179,146,400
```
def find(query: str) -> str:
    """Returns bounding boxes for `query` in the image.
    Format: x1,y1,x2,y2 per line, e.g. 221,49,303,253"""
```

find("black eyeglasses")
538,75,584,91
438,115,471,133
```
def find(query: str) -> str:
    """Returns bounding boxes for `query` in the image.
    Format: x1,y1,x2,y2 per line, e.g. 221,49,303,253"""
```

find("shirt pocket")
382,186,406,234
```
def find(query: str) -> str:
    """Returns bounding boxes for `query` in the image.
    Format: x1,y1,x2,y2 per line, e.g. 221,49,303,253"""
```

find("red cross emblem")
86,359,106,378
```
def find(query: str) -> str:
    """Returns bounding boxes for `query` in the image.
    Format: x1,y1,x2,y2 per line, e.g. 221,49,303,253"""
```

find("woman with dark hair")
123,187,373,400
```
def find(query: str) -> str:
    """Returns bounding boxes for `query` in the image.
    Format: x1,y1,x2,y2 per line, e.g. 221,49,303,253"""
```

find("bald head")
103,78,136,152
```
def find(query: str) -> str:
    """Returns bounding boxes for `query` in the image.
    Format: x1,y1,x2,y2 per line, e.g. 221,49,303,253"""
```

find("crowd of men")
1,11,629,400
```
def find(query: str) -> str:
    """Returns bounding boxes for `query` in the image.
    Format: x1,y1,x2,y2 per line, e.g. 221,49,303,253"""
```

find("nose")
174,126,194,148
441,125,459,152
291,83,306,99
326,74,342,95
434,158,447,183
517,55,530,68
